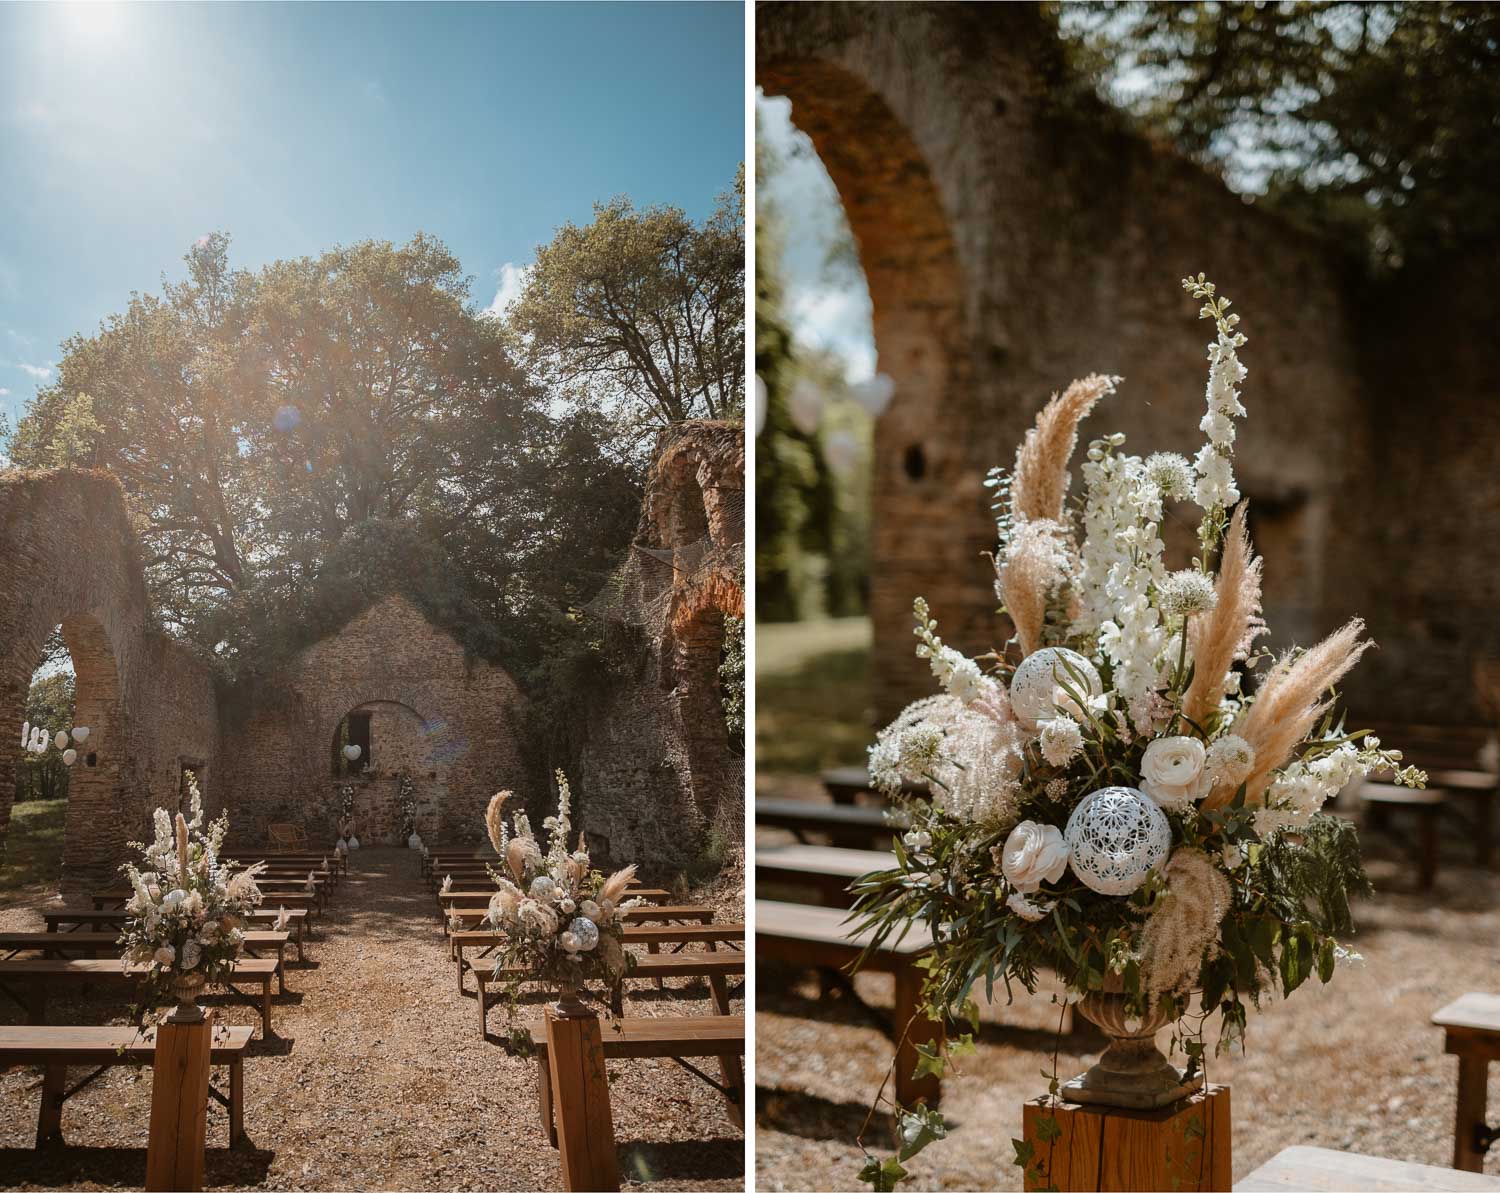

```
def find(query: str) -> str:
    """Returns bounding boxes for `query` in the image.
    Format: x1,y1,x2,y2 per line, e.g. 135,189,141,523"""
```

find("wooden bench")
42,908,310,961
437,887,674,921
442,904,715,939
453,923,745,994
1360,782,1447,889
1235,1144,1500,1190
0,931,292,994
756,844,896,907
756,898,942,1106
228,849,347,877
1433,993,1500,1172
0,958,280,1037
476,952,744,1038
0,1023,254,1149
91,888,322,918
756,797,904,849
820,765,927,806
528,1014,745,1145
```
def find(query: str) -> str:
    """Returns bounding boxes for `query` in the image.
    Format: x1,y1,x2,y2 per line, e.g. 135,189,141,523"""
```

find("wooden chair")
0,1024,253,1148
266,822,309,851
1433,993,1500,1172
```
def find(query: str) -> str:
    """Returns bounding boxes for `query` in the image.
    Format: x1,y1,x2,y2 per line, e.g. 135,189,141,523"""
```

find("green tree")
509,169,746,438
1052,2,1500,268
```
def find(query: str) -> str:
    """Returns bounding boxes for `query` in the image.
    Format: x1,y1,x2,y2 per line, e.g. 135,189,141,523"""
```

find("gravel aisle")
0,847,744,1190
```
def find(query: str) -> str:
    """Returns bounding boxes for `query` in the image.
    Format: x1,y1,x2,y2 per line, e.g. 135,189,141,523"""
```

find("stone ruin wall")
578,420,746,875
0,470,220,892
213,595,531,849
758,2,1495,729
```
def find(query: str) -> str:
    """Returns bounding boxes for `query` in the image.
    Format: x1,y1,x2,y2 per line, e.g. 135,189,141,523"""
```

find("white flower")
181,941,203,970
559,930,580,953
1039,716,1084,766
1193,444,1239,509
1158,570,1217,618
1006,890,1056,921
902,829,932,852
1204,735,1256,789
579,899,601,923
1222,842,1244,870
153,945,176,967
163,888,188,906
1140,736,1208,808
1143,452,1194,500
997,820,1069,892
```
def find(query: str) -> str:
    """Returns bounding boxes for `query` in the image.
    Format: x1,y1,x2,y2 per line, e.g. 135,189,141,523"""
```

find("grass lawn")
755,616,874,777
0,798,65,894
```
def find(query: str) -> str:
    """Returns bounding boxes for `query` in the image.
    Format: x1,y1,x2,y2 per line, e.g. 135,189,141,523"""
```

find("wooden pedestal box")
1021,1085,1230,1193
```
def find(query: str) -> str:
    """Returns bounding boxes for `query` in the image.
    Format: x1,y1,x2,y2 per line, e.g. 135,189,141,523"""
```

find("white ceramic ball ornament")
568,916,600,951
1064,786,1171,895
1009,647,1103,728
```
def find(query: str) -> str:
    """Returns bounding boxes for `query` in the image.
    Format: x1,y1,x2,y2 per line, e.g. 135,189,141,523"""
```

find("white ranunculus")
999,820,1069,892
153,945,176,967
1140,736,1207,808
181,941,203,970
579,899,601,922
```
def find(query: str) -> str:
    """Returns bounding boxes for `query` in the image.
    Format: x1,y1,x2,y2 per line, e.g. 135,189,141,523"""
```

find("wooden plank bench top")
453,924,744,949
1362,783,1447,806
1235,1144,1500,1190
444,903,714,935
819,765,927,804
0,1023,254,1149
438,887,670,904
755,899,932,966
1434,992,1500,1038
528,1013,745,1059
1433,992,1500,1170
756,797,903,832
490,953,744,984
0,958,280,1036
757,845,899,907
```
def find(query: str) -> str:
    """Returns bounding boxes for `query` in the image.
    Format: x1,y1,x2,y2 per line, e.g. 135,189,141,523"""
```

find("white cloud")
0,387,10,397
18,362,52,381
483,262,532,320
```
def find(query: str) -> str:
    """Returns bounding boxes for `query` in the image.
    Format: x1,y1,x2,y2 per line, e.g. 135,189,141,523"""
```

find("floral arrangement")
119,773,266,996
397,772,419,840
853,277,1423,1185
482,771,639,1019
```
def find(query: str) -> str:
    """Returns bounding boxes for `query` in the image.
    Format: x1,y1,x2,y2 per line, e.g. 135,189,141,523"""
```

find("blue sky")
0,1,745,428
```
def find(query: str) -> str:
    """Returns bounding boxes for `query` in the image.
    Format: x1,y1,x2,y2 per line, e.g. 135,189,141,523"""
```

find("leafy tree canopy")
509,167,745,441
1052,2,1500,269
10,232,642,684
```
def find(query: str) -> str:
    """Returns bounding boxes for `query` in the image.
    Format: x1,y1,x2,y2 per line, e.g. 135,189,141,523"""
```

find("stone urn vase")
1061,975,1203,1110
167,970,208,1023
551,979,590,1019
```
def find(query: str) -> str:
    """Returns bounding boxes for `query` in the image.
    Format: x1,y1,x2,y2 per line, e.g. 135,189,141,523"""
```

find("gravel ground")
0,847,744,1191
755,818,1500,1191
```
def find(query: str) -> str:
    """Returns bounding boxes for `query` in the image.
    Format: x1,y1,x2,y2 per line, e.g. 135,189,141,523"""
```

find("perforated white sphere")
1064,786,1171,895
1009,648,1102,729
567,916,600,951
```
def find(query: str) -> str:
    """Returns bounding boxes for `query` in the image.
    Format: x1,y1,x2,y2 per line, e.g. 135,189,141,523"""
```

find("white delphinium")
1182,275,1248,515
1039,715,1084,766
543,770,573,864
1073,441,1168,702
911,598,993,706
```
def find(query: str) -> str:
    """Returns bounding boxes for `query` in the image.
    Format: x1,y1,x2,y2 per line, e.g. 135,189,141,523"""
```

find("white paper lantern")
343,744,362,762
1010,647,1102,728
1064,786,1171,895
567,916,600,952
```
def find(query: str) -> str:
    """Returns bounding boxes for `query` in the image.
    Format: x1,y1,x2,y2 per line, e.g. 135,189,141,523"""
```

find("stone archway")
757,41,977,719
0,470,219,891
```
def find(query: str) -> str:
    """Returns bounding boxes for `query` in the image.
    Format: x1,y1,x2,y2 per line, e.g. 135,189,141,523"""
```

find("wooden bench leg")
893,965,943,1108
706,977,746,1128
1420,811,1439,891
276,950,286,995
457,949,467,996
37,1062,66,1147
477,979,489,1040
1454,1055,1490,1172
229,1058,246,1149
646,941,662,990
538,1053,558,1147
262,980,273,1038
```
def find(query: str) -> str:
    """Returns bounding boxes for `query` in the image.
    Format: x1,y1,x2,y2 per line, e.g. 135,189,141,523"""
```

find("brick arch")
757,35,981,718
0,470,218,891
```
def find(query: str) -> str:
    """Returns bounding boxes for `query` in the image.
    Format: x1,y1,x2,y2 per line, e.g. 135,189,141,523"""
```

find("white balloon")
753,375,768,437
850,373,896,417
822,429,860,478
71,726,90,743
21,720,30,750
343,744,362,762
787,377,824,436
54,730,69,750
62,748,77,766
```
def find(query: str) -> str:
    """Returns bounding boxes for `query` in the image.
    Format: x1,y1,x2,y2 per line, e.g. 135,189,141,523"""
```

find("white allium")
1158,569,1218,618
1143,452,1194,500
1204,735,1256,788
1039,716,1085,766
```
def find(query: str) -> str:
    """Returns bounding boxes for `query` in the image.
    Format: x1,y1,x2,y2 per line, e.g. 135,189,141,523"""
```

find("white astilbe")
869,695,1025,826
1140,848,1232,999
1073,442,1168,701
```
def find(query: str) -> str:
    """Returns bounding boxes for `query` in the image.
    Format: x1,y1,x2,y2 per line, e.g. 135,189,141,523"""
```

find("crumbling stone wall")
0,470,219,891
757,3,1484,725
579,421,745,870
215,595,529,847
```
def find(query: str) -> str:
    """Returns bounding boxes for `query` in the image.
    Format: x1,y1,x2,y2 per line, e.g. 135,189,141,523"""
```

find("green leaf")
858,1156,908,1192
1011,1138,1036,1170
897,1105,949,1161
912,1042,946,1081
1035,1113,1063,1144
